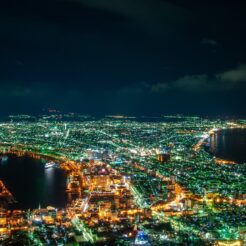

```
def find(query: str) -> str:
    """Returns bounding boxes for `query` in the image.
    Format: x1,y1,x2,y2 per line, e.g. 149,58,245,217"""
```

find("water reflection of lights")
210,134,215,153
44,167,55,184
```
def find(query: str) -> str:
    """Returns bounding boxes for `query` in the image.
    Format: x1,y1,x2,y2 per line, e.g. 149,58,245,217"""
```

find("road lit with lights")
0,114,245,245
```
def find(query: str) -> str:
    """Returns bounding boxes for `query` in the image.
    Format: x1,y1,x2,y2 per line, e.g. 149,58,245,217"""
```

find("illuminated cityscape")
0,114,245,245
1,0,246,245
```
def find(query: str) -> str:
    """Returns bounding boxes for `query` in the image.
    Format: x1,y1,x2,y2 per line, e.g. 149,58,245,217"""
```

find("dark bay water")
209,128,246,163
0,155,67,209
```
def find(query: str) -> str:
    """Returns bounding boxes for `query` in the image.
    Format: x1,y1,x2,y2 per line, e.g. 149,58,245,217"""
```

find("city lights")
0,114,245,244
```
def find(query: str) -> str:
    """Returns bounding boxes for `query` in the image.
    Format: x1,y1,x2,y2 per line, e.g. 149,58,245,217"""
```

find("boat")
44,162,56,169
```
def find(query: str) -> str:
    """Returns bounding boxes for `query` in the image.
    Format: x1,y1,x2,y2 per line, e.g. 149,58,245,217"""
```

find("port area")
0,122,245,245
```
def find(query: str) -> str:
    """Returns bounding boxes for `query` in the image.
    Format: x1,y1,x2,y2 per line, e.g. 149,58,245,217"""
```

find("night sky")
0,0,246,117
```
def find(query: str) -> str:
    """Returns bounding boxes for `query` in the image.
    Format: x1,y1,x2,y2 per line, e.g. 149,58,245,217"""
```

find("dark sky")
0,0,246,117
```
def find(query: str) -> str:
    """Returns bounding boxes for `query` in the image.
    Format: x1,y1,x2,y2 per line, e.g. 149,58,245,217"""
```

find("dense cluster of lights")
0,114,245,245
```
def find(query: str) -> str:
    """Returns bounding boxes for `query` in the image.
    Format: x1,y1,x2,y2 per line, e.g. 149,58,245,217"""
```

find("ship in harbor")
44,162,57,169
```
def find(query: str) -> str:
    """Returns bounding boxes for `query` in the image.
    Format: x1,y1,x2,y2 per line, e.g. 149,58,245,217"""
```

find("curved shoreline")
195,126,246,165
0,146,81,209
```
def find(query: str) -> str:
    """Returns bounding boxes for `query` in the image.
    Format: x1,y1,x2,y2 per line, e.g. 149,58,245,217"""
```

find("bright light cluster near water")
0,114,245,245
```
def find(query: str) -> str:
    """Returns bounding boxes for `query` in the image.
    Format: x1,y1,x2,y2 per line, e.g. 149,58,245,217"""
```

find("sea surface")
209,128,246,163
0,155,67,209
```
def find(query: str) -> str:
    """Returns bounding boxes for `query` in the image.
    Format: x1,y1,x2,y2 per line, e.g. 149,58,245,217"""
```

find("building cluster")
0,114,245,245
